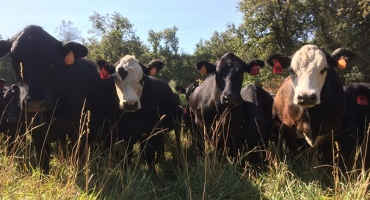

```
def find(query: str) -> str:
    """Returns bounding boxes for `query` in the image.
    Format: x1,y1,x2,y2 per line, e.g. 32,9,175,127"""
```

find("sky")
0,0,243,54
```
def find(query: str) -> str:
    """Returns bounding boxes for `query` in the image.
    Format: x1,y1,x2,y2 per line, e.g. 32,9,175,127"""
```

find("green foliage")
85,13,197,87
0,55,17,84
0,34,17,83
146,27,197,86
194,0,370,87
86,12,147,64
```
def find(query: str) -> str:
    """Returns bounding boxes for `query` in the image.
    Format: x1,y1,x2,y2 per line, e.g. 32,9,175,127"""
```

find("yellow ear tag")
64,51,75,66
337,57,347,70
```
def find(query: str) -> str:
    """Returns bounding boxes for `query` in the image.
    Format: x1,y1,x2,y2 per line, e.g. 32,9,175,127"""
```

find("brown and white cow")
270,44,354,152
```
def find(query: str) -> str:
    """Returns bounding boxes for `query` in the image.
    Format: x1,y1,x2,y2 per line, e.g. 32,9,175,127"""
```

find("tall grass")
0,114,369,200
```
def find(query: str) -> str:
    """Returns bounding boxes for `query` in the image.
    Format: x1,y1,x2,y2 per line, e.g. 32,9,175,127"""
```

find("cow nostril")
223,95,231,102
308,94,317,101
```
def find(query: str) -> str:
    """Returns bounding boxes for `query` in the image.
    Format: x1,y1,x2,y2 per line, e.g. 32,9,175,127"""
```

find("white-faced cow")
188,52,265,156
96,55,182,168
270,44,354,157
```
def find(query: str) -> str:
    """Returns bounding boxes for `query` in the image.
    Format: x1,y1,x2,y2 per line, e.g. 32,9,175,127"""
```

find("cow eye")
118,67,128,80
320,67,327,75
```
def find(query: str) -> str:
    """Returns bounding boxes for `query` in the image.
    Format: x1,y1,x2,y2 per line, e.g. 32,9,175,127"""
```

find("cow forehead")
291,45,327,73
116,55,143,81
217,59,242,71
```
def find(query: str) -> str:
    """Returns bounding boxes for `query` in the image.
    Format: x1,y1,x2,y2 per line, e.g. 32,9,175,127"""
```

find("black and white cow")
188,52,266,156
0,83,27,142
96,55,182,167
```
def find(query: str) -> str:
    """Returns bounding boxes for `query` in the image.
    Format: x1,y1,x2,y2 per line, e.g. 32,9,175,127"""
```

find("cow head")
0,25,87,112
216,52,264,106
270,44,354,108
113,55,144,112
196,61,216,76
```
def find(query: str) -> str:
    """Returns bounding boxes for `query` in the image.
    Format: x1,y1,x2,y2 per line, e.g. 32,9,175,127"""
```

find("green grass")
0,125,369,200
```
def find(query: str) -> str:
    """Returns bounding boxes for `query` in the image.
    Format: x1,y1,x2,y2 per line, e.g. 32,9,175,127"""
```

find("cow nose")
124,101,139,112
297,93,317,106
24,96,31,103
222,94,232,104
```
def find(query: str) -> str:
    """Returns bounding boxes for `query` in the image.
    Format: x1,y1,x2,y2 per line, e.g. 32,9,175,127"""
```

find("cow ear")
331,48,355,70
245,59,264,75
0,40,12,57
197,61,216,74
267,54,290,74
63,42,88,65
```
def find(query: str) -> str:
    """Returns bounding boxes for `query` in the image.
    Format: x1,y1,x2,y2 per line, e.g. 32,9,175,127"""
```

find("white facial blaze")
18,83,29,102
291,45,328,107
114,55,143,110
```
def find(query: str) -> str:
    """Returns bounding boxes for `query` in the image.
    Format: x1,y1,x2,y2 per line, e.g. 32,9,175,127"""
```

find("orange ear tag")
357,95,368,106
100,68,111,79
337,57,347,70
64,51,75,66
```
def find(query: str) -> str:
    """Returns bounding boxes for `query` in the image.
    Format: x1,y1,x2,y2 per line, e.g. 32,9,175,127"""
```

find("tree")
86,12,147,64
194,0,370,89
305,0,370,80
56,20,82,42
146,26,197,86
148,30,162,56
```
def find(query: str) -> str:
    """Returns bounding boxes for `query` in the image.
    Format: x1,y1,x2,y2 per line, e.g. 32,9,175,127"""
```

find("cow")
0,25,108,172
96,55,182,168
343,82,370,138
270,44,354,161
0,83,26,143
343,82,370,168
240,85,274,147
188,52,265,157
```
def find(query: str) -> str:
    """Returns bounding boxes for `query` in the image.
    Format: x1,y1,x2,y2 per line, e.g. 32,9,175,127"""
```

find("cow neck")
140,75,147,88
319,69,344,106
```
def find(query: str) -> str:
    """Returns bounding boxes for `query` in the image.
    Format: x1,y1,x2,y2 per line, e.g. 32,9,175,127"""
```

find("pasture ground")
0,124,369,200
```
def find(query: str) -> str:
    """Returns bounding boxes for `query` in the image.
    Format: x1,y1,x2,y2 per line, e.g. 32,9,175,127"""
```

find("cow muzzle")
295,93,319,108
221,94,243,107
24,100,51,112
120,101,140,112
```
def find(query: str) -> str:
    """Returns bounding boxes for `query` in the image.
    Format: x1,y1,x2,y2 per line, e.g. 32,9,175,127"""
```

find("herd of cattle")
0,25,369,173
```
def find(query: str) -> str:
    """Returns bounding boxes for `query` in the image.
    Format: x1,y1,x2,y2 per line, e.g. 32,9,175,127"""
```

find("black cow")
270,45,354,163
343,82,370,168
240,85,274,147
343,82,370,138
0,25,107,172
188,52,265,156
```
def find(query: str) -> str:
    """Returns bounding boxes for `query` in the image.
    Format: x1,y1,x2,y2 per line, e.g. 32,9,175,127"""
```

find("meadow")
0,114,369,200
